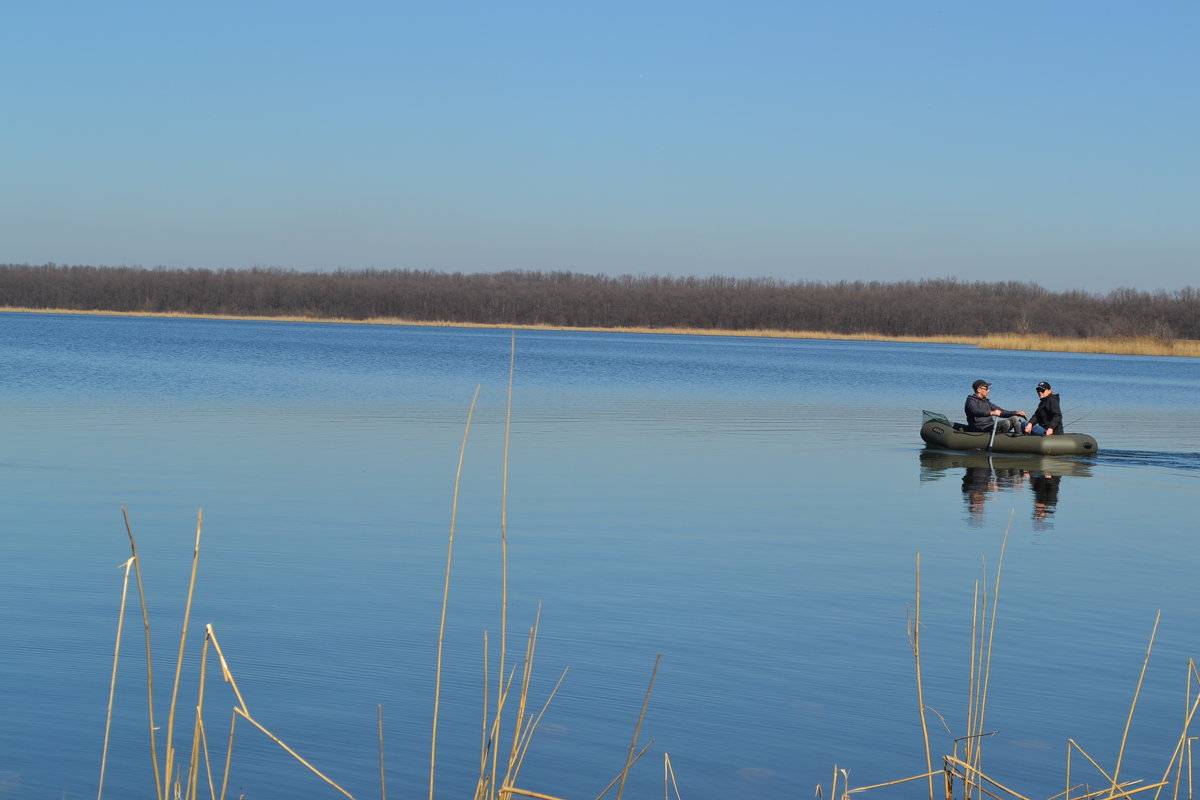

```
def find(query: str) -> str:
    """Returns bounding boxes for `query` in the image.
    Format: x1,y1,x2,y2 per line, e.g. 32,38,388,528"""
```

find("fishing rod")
1063,406,1092,428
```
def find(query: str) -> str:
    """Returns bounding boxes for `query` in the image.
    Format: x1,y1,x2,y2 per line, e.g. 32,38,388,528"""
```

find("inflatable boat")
920,411,1098,456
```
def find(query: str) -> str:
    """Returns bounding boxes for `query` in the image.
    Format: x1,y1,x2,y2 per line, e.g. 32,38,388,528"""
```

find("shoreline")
3,305,1197,357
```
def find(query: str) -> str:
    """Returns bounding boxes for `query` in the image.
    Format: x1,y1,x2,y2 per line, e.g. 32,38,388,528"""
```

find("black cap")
972,379,991,390
1036,381,1051,392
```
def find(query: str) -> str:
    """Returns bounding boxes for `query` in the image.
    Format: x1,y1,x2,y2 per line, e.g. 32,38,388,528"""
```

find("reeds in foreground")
97,333,661,800
823,515,1197,800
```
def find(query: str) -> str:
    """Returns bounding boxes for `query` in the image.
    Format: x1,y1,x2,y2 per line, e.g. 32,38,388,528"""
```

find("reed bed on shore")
4,306,1197,357
96,335,661,800
977,333,1200,358
822,521,1199,800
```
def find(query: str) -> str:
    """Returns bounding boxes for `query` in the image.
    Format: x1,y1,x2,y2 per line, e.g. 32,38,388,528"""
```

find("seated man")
965,379,1027,436
1025,381,1063,435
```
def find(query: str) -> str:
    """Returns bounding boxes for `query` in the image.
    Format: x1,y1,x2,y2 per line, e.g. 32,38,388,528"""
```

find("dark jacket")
1031,392,1063,432
964,394,1019,431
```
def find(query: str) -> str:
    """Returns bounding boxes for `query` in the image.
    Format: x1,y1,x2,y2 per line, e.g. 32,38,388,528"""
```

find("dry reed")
121,506,164,800
430,384,481,800
162,510,203,800
615,655,663,800
96,333,662,800
493,332,517,800
592,741,655,800
909,553,935,800
1113,613,1162,791
823,519,1199,800
106,524,360,800
378,705,386,800
663,753,683,800
97,557,134,800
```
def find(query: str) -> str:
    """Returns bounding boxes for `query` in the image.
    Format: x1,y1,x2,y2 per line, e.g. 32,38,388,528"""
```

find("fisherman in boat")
964,379,1027,437
1024,381,1063,436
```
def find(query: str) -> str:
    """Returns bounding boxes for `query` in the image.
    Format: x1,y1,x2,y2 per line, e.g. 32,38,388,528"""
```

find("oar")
987,418,998,451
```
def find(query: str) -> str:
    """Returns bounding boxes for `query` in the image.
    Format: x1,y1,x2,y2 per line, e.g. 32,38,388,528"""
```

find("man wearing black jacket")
1025,381,1064,436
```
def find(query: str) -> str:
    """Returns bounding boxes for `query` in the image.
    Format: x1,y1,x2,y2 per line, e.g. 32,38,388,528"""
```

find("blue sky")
3,2,1196,293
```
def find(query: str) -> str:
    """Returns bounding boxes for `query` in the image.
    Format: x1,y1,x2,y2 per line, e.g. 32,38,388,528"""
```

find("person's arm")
1046,396,1062,434
986,400,1008,417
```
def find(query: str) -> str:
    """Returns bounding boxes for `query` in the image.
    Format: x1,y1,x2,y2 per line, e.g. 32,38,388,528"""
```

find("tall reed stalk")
615,655,662,800
378,705,386,800
493,332,516,800
430,384,481,800
163,510,203,799
966,514,1011,796
122,506,164,800
98,339,662,799
97,557,134,800
910,553,935,800
1112,612,1162,793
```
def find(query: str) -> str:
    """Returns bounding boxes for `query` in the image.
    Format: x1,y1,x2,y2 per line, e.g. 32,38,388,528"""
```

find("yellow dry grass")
4,305,1197,357
977,333,1200,358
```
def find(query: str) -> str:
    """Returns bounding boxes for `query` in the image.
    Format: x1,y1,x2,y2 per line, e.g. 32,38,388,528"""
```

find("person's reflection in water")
993,465,1027,492
961,464,1029,526
925,450,1084,528
1029,472,1062,530
962,466,996,527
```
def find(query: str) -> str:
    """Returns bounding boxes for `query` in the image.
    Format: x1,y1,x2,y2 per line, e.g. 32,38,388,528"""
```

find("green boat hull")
920,419,1099,456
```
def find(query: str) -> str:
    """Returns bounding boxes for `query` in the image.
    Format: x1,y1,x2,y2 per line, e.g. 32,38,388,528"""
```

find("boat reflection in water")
919,449,1095,529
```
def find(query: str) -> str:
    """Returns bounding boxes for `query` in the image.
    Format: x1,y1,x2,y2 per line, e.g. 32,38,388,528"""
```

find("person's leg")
1029,423,1047,436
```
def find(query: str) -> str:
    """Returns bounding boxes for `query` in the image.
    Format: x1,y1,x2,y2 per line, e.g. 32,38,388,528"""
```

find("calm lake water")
1,311,1198,800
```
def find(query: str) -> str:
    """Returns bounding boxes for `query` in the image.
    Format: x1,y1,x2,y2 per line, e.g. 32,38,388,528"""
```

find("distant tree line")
1,263,1197,340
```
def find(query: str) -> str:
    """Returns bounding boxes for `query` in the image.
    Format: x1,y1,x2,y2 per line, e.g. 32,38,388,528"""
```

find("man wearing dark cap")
965,379,1027,436
1024,381,1063,436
